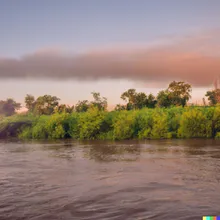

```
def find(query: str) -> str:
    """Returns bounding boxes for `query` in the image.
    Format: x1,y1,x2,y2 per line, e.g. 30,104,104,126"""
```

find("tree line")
0,81,220,117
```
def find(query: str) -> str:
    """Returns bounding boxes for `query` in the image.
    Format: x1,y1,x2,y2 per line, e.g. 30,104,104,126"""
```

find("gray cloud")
1,30,220,87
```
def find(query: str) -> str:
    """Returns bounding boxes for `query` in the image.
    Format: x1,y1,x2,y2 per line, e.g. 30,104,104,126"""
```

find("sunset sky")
0,0,220,108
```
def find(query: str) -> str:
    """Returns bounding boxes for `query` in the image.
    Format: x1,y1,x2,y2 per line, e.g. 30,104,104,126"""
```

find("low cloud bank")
1,30,220,87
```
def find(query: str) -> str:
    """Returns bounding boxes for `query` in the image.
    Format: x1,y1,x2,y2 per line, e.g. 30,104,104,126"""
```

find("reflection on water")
84,144,141,162
0,139,220,220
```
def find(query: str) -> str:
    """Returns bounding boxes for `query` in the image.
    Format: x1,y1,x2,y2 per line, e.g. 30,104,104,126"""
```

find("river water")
0,139,220,220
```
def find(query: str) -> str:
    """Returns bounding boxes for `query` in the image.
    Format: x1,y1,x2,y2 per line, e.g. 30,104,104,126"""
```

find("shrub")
46,113,70,139
78,107,106,140
178,108,212,138
112,110,137,140
151,109,170,139
135,108,154,139
67,112,80,139
31,115,50,139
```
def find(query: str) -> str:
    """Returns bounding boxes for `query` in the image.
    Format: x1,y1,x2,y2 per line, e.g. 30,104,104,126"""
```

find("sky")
0,0,220,108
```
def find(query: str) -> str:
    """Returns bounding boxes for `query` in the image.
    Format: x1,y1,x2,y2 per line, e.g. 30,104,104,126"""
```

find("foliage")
77,107,106,140
67,112,80,139
205,89,220,106
75,92,107,113
75,100,90,113
54,104,74,114
136,108,154,139
3,106,220,140
25,94,35,112
31,115,50,139
120,89,157,110
151,109,171,139
156,90,172,107
25,94,60,115
114,104,126,111
3,80,220,140
157,81,192,107
45,113,71,139
0,98,21,116
90,92,107,111
167,81,192,107
0,114,34,138
178,108,212,138
112,110,137,140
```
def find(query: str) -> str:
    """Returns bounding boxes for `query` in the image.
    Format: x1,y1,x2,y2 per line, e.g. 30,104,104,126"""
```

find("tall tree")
0,98,21,116
75,100,90,113
25,95,60,115
205,89,220,106
156,90,172,108
134,92,147,109
167,81,192,107
157,81,192,107
121,89,137,110
146,93,157,108
25,94,35,112
120,89,156,110
55,104,74,113
114,104,126,111
35,95,60,115
90,92,107,111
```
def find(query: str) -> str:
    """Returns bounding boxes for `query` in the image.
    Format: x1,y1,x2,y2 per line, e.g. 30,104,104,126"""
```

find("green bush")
46,113,70,139
151,109,170,139
31,115,50,139
178,108,212,138
167,107,185,138
18,127,32,139
3,106,220,140
78,107,106,140
67,112,80,139
112,110,137,140
212,107,220,136
136,108,153,139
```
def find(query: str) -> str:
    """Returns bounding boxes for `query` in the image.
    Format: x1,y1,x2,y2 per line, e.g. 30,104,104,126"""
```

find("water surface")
0,139,220,220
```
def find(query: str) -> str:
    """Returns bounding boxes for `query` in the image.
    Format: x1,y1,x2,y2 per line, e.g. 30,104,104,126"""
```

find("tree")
120,89,156,110
167,81,192,107
90,92,107,111
157,81,192,107
146,94,157,108
55,104,74,113
205,89,220,106
134,92,147,109
157,90,172,108
25,95,60,115
121,89,137,110
75,100,90,113
114,104,126,111
0,98,21,116
25,94,35,112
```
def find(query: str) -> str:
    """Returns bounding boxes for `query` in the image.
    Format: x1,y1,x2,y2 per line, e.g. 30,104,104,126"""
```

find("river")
0,139,220,220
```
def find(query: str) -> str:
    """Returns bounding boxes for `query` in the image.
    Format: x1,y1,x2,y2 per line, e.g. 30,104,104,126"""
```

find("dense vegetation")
1,106,220,140
1,81,220,140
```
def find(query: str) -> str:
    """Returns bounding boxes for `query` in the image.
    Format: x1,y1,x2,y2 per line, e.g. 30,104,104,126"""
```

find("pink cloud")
0,29,220,87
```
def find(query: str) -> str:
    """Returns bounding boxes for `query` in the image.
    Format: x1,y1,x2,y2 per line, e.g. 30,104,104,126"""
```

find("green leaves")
4,106,220,141
157,81,192,107
78,107,106,140
0,99,21,116
112,110,137,140
178,108,212,138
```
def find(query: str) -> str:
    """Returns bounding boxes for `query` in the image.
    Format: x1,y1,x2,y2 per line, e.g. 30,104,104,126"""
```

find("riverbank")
1,106,220,140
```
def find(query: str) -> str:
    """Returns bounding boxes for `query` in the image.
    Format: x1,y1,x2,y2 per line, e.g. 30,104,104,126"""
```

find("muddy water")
0,139,220,220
